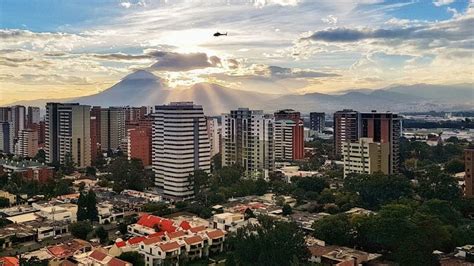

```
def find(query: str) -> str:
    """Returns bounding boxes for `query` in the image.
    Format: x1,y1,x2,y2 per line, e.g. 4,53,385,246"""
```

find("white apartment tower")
274,119,296,162
45,103,91,168
221,108,274,179
206,117,221,157
152,102,211,200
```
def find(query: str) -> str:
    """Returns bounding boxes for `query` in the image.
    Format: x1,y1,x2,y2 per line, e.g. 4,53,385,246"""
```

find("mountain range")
6,70,473,115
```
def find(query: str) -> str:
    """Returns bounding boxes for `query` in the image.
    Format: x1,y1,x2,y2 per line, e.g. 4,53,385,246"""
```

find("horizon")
1,0,473,106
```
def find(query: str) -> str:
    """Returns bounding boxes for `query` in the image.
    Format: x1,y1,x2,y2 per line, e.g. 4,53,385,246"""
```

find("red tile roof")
142,236,162,245
159,241,181,252
89,250,108,262
127,236,146,245
115,241,126,248
184,235,203,245
137,214,162,228
206,230,225,239
136,214,177,233
179,220,191,230
108,257,129,266
167,231,186,239
189,226,206,233
148,231,165,238
0,257,19,266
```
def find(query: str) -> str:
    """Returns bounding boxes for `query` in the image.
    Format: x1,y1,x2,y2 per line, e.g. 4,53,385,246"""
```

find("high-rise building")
464,148,474,198
45,103,91,168
222,108,274,179
0,107,11,122
360,111,401,174
125,106,148,124
206,117,221,158
26,106,41,128
10,105,26,138
0,122,14,154
152,102,211,200
274,109,304,161
37,121,46,147
128,124,152,167
17,129,39,158
100,107,126,152
309,112,325,133
90,106,102,162
333,109,360,158
342,138,390,178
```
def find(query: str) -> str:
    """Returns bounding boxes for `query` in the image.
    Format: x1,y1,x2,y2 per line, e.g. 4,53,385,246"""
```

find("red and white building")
118,214,226,266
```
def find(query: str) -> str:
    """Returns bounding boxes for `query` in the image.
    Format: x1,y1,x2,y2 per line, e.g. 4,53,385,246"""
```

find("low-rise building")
97,203,124,224
308,244,381,266
211,212,245,232
0,190,16,206
0,158,54,183
33,202,78,223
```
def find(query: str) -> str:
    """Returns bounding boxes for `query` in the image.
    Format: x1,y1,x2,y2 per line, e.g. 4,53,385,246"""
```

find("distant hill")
4,70,473,115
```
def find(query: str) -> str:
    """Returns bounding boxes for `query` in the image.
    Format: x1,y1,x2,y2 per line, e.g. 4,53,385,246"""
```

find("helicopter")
213,32,228,37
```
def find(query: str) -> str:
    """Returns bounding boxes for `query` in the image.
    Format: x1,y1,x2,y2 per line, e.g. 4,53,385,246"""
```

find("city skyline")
1,0,473,106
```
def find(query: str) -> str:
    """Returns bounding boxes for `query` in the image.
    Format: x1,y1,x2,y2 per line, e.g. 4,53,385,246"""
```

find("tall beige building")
464,148,474,198
221,108,274,179
17,129,38,158
45,103,91,168
342,138,390,178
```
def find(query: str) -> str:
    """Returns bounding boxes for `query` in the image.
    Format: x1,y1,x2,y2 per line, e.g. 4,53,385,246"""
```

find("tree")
344,173,413,209
295,176,329,194
85,166,97,177
86,190,99,222
118,252,145,266
95,226,108,244
229,217,309,265
108,157,149,192
312,214,353,246
282,204,292,216
76,192,88,221
187,170,211,198
62,152,76,175
118,223,128,235
34,149,46,163
444,159,464,174
77,191,98,222
244,208,256,220
0,197,10,208
417,172,461,201
70,221,92,240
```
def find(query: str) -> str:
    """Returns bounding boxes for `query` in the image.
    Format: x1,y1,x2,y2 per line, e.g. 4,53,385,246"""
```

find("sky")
0,0,473,105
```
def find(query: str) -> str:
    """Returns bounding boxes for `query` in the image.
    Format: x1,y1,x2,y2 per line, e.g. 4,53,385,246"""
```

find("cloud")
90,53,151,61
120,2,132,8
148,51,221,71
268,66,339,79
253,0,301,8
304,16,474,44
322,15,338,25
433,0,455,7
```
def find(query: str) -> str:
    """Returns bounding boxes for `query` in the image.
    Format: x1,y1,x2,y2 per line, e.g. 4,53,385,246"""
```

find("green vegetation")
227,216,309,266
69,221,93,240
94,226,108,244
77,190,99,222
118,251,145,266
106,157,153,192
0,172,73,198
